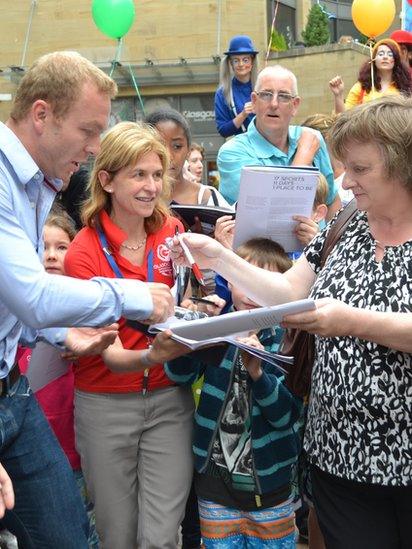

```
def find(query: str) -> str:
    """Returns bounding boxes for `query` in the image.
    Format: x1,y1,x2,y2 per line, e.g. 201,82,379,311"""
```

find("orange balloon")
352,0,395,38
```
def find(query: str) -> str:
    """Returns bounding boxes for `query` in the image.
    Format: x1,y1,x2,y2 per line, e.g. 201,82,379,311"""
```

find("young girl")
145,108,231,208
18,205,99,548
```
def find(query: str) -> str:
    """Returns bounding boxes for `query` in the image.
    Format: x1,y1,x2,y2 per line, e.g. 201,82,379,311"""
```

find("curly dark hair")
358,43,411,93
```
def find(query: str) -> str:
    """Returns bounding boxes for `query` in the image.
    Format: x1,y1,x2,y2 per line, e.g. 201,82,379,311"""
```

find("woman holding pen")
168,96,412,548
64,122,194,549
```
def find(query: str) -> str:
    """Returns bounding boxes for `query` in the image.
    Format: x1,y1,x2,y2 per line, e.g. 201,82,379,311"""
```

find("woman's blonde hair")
81,122,171,232
329,95,412,190
219,54,258,107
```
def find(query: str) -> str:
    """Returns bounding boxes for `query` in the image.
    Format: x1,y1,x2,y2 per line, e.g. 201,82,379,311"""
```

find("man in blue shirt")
0,51,174,546
218,65,341,218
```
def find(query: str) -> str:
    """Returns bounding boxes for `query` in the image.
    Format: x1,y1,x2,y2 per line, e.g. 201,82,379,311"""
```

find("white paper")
26,341,69,392
149,298,315,370
233,165,319,252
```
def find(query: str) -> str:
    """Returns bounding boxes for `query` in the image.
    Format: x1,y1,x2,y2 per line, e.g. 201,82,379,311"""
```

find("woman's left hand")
281,298,354,337
149,330,192,363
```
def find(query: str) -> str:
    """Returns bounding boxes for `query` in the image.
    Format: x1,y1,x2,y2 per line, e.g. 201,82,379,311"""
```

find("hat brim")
225,50,259,56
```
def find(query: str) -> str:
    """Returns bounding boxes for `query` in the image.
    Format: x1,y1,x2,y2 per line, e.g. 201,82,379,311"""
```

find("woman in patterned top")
168,95,412,549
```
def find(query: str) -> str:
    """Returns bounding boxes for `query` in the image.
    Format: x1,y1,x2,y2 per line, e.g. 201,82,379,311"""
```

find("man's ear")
251,91,258,109
98,170,113,193
291,96,301,117
312,203,328,223
31,100,49,133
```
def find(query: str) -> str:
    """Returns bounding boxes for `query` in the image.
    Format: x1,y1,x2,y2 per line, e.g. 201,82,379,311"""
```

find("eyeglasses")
376,50,394,58
230,57,253,66
255,90,296,103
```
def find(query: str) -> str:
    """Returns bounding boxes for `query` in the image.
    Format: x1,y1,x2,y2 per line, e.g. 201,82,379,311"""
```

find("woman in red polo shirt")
64,122,194,549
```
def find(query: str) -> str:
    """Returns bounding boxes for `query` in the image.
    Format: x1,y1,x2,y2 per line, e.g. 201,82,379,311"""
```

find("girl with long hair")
329,38,411,113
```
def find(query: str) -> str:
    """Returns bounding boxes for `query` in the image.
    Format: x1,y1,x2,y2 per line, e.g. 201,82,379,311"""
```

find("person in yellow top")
329,38,411,113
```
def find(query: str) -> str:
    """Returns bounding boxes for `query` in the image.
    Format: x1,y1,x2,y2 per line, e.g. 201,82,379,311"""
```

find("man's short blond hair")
11,51,117,122
329,95,412,190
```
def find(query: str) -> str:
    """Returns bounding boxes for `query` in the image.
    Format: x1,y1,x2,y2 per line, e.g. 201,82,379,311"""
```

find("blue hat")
224,35,258,56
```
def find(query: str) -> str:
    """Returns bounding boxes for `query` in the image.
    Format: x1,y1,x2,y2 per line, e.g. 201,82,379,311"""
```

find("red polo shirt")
64,211,183,393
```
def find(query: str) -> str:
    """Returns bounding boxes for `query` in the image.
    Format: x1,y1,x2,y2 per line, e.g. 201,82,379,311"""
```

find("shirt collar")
247,119,301,160
0,122,62,190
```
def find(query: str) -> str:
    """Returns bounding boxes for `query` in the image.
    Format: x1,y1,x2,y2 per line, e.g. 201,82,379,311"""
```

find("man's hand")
64,324,119,356
329,75,344,96
292,127,320,167
0,463,14,518
146,283,175,323
149,330,192,363
293,215,320,247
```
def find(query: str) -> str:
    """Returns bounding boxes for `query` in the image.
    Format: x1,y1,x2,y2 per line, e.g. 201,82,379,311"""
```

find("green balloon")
92,0,136,39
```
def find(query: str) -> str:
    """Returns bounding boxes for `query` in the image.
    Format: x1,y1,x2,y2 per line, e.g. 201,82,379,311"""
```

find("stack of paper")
149,298,316,372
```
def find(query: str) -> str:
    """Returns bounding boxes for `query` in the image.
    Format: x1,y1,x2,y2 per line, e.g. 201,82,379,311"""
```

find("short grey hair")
254,65,298,96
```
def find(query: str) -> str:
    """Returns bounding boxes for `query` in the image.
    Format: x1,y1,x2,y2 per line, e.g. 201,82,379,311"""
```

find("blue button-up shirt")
0,122,153,377
217,118,337,205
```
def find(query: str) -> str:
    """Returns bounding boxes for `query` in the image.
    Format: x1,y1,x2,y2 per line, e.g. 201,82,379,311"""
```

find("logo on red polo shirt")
157,244,170,262
155,244,173,277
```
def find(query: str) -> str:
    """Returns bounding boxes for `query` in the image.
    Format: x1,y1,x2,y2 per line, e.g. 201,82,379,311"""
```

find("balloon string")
127,64,145,115
367,38,376,96
110,38,123,77
265,0,280,66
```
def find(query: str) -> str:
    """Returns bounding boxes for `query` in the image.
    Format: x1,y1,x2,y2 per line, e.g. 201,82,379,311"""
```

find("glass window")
181,94,216,134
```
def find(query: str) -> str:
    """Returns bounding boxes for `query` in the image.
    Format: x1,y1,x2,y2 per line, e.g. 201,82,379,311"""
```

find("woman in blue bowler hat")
214,35,259,138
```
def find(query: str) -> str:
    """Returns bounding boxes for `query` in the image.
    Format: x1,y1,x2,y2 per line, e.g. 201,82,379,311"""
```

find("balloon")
352,0,395,38
92,0,135,39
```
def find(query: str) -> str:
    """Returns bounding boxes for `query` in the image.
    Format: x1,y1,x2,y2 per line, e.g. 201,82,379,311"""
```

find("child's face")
43,225,71,275
230,262,279,311
154,120,189,181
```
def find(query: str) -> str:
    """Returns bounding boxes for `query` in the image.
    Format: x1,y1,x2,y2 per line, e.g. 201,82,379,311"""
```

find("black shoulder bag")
282,200,358,398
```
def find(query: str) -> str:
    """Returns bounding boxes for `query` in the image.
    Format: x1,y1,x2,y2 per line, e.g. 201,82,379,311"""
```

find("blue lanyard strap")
97,227,154,282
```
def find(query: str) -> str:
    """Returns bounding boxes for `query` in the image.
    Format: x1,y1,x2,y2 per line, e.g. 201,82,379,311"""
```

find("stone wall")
268,42,370,123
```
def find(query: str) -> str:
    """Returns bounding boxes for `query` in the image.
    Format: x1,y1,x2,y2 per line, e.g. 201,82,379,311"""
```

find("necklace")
120,236,147,251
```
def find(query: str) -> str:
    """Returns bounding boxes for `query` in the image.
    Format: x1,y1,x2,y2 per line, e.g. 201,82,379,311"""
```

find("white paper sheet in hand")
149,299,315,371
233,165,319,252
26,341,69,392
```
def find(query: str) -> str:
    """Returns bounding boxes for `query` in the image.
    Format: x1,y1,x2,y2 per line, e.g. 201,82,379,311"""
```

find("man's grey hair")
254,65,298,96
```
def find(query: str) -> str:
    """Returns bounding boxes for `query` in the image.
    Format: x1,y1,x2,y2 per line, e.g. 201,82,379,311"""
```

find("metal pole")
21,0,38,67
216,0,222,54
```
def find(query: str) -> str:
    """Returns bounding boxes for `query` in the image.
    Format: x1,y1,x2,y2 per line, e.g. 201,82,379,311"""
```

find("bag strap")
320,199,357,268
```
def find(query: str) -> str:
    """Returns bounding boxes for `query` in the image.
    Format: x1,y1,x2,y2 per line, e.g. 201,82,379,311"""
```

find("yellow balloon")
352,0,395,38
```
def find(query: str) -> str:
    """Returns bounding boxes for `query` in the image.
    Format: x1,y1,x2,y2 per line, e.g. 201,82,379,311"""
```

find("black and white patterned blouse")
304,210,412,487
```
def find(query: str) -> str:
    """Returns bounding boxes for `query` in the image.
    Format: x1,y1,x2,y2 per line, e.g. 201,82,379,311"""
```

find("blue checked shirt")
0,122,153,377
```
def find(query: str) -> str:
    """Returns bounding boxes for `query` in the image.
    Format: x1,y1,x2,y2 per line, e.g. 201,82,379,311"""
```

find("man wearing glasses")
217,65,341,217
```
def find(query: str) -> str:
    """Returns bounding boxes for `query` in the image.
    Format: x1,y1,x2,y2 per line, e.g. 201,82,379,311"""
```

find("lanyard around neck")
97,227,154,282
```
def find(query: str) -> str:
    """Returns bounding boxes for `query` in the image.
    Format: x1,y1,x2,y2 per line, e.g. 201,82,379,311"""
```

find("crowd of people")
0,28,411,549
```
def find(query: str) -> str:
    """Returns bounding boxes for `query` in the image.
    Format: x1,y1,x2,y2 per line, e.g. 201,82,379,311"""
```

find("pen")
175,228,205,286
190,296,219,306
